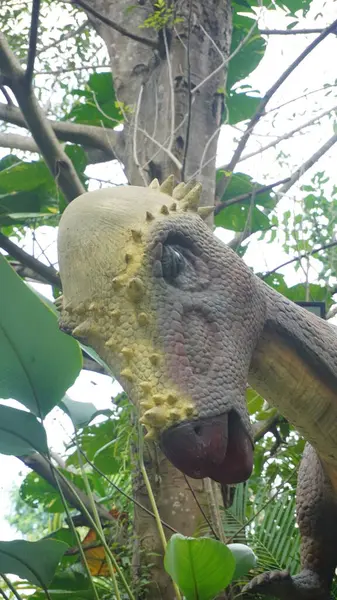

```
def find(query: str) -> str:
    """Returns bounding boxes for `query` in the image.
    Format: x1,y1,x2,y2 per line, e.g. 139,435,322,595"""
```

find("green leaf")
0,405,48,456
227,14,266,90
0,257,82,417
227,543,257,579
65,72,122,128
60,395,98,428
215,172,275,232
20,473,66,514
164,534,235,600
0,539,68,587
225,92,261,124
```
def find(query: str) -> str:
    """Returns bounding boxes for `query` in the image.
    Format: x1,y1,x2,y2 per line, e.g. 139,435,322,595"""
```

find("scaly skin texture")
58,178,337,598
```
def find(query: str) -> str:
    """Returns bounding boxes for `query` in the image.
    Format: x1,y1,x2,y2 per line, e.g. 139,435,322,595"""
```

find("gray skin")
57,182,337,600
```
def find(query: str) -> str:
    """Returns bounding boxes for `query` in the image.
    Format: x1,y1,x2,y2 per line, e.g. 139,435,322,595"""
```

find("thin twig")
25,0,40,85
238,105,337,163
192,13,258,96
228,132,337,250
218,18,337,199
72,0,158,50
35,20,89,58
260,28,325,35
181,0,192,180
0,233,61,287
163,28,175,155
183,475,219,539
262,241,337,279
214,176,291,215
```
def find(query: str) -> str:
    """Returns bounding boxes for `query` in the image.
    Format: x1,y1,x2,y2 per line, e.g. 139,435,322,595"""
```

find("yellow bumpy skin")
57,177,211,440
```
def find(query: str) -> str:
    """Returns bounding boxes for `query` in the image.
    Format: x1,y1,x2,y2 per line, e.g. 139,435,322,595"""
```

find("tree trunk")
82,1,233,596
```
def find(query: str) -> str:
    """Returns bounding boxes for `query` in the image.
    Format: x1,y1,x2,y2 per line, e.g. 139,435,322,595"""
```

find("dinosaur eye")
162,245,185,281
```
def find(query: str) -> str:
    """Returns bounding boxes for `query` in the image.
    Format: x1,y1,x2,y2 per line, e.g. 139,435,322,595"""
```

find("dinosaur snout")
160,411,253,485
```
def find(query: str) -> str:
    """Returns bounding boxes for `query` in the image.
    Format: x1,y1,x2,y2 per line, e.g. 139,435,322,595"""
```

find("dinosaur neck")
249,281,337,469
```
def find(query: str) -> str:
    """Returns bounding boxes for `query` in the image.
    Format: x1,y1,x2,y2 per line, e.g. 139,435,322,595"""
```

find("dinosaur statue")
57,177,337,600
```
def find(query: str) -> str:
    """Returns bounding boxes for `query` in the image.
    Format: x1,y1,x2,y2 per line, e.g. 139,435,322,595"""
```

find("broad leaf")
164,534,235,600
227,543,257,579
225,91,261,124
60,395,98,428
0,539,68,587
0,404,48,456
65,72,122,128
0,257,82,416
227,13,266,90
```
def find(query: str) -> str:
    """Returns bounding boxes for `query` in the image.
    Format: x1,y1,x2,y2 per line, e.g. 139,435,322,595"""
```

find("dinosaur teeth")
127,277,145,302
149,178,160,189
140,382,152,393
141,406,167,427
166,393,178,405
138,312,149,326
121,368,134,382
112,276,123,289
160,204,169,215
197,205,215,220
159,174,175,196
64,301,73,313
110,309,121,320
72,320,92,340
131,229,142,243
153,260,163,278
105,337,116,349
146,211,155,221
153,394,166,406
121,347,133,360
140,400,153,411
149,353,160,365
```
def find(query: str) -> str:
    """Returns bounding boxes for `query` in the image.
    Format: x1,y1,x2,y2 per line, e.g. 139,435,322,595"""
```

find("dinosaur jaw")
160,411,253,484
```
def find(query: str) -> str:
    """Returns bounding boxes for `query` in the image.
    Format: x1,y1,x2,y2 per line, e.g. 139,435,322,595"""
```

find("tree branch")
227,132,337,250
72,0,159,50
262,240,337,279
0,233,61,287
216,18,337,200
0,102,117,157
260,28,325,35
26,0,40,85
0,32,85,202
19,453,115,525
214,176,291,216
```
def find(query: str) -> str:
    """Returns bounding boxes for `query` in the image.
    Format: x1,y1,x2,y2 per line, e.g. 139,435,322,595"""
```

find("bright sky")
1,0,337,541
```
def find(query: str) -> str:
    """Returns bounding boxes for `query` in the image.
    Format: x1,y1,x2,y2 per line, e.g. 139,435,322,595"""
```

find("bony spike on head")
159,174,175,196
181,183,202,212
149,178,160,189
146,211,155,222
131,229,142,243
198,205,214,220
121,368,134,382
160,204,169,215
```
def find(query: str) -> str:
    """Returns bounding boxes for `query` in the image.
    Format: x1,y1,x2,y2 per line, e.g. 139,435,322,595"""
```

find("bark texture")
87,0,232,204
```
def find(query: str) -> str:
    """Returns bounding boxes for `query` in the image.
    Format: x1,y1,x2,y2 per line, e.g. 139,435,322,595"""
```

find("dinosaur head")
58,177,266,484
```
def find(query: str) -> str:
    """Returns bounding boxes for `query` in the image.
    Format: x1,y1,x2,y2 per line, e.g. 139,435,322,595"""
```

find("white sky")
1,0,337,540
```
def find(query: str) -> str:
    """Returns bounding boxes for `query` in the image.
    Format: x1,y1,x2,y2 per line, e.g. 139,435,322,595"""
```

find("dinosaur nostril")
194,424,202,436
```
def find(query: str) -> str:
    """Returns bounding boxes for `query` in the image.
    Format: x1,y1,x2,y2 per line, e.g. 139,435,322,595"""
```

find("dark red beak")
160,411,253,484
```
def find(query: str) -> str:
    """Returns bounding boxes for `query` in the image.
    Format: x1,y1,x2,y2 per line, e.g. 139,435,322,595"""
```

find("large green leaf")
225,91,261,124
227,13,266,90
20,472,67,514
0,257,82,416
0,404,48,456
215,172,275,232
0,539,68,587
164,534,235,600
60,395,98,428
65,72,123,128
